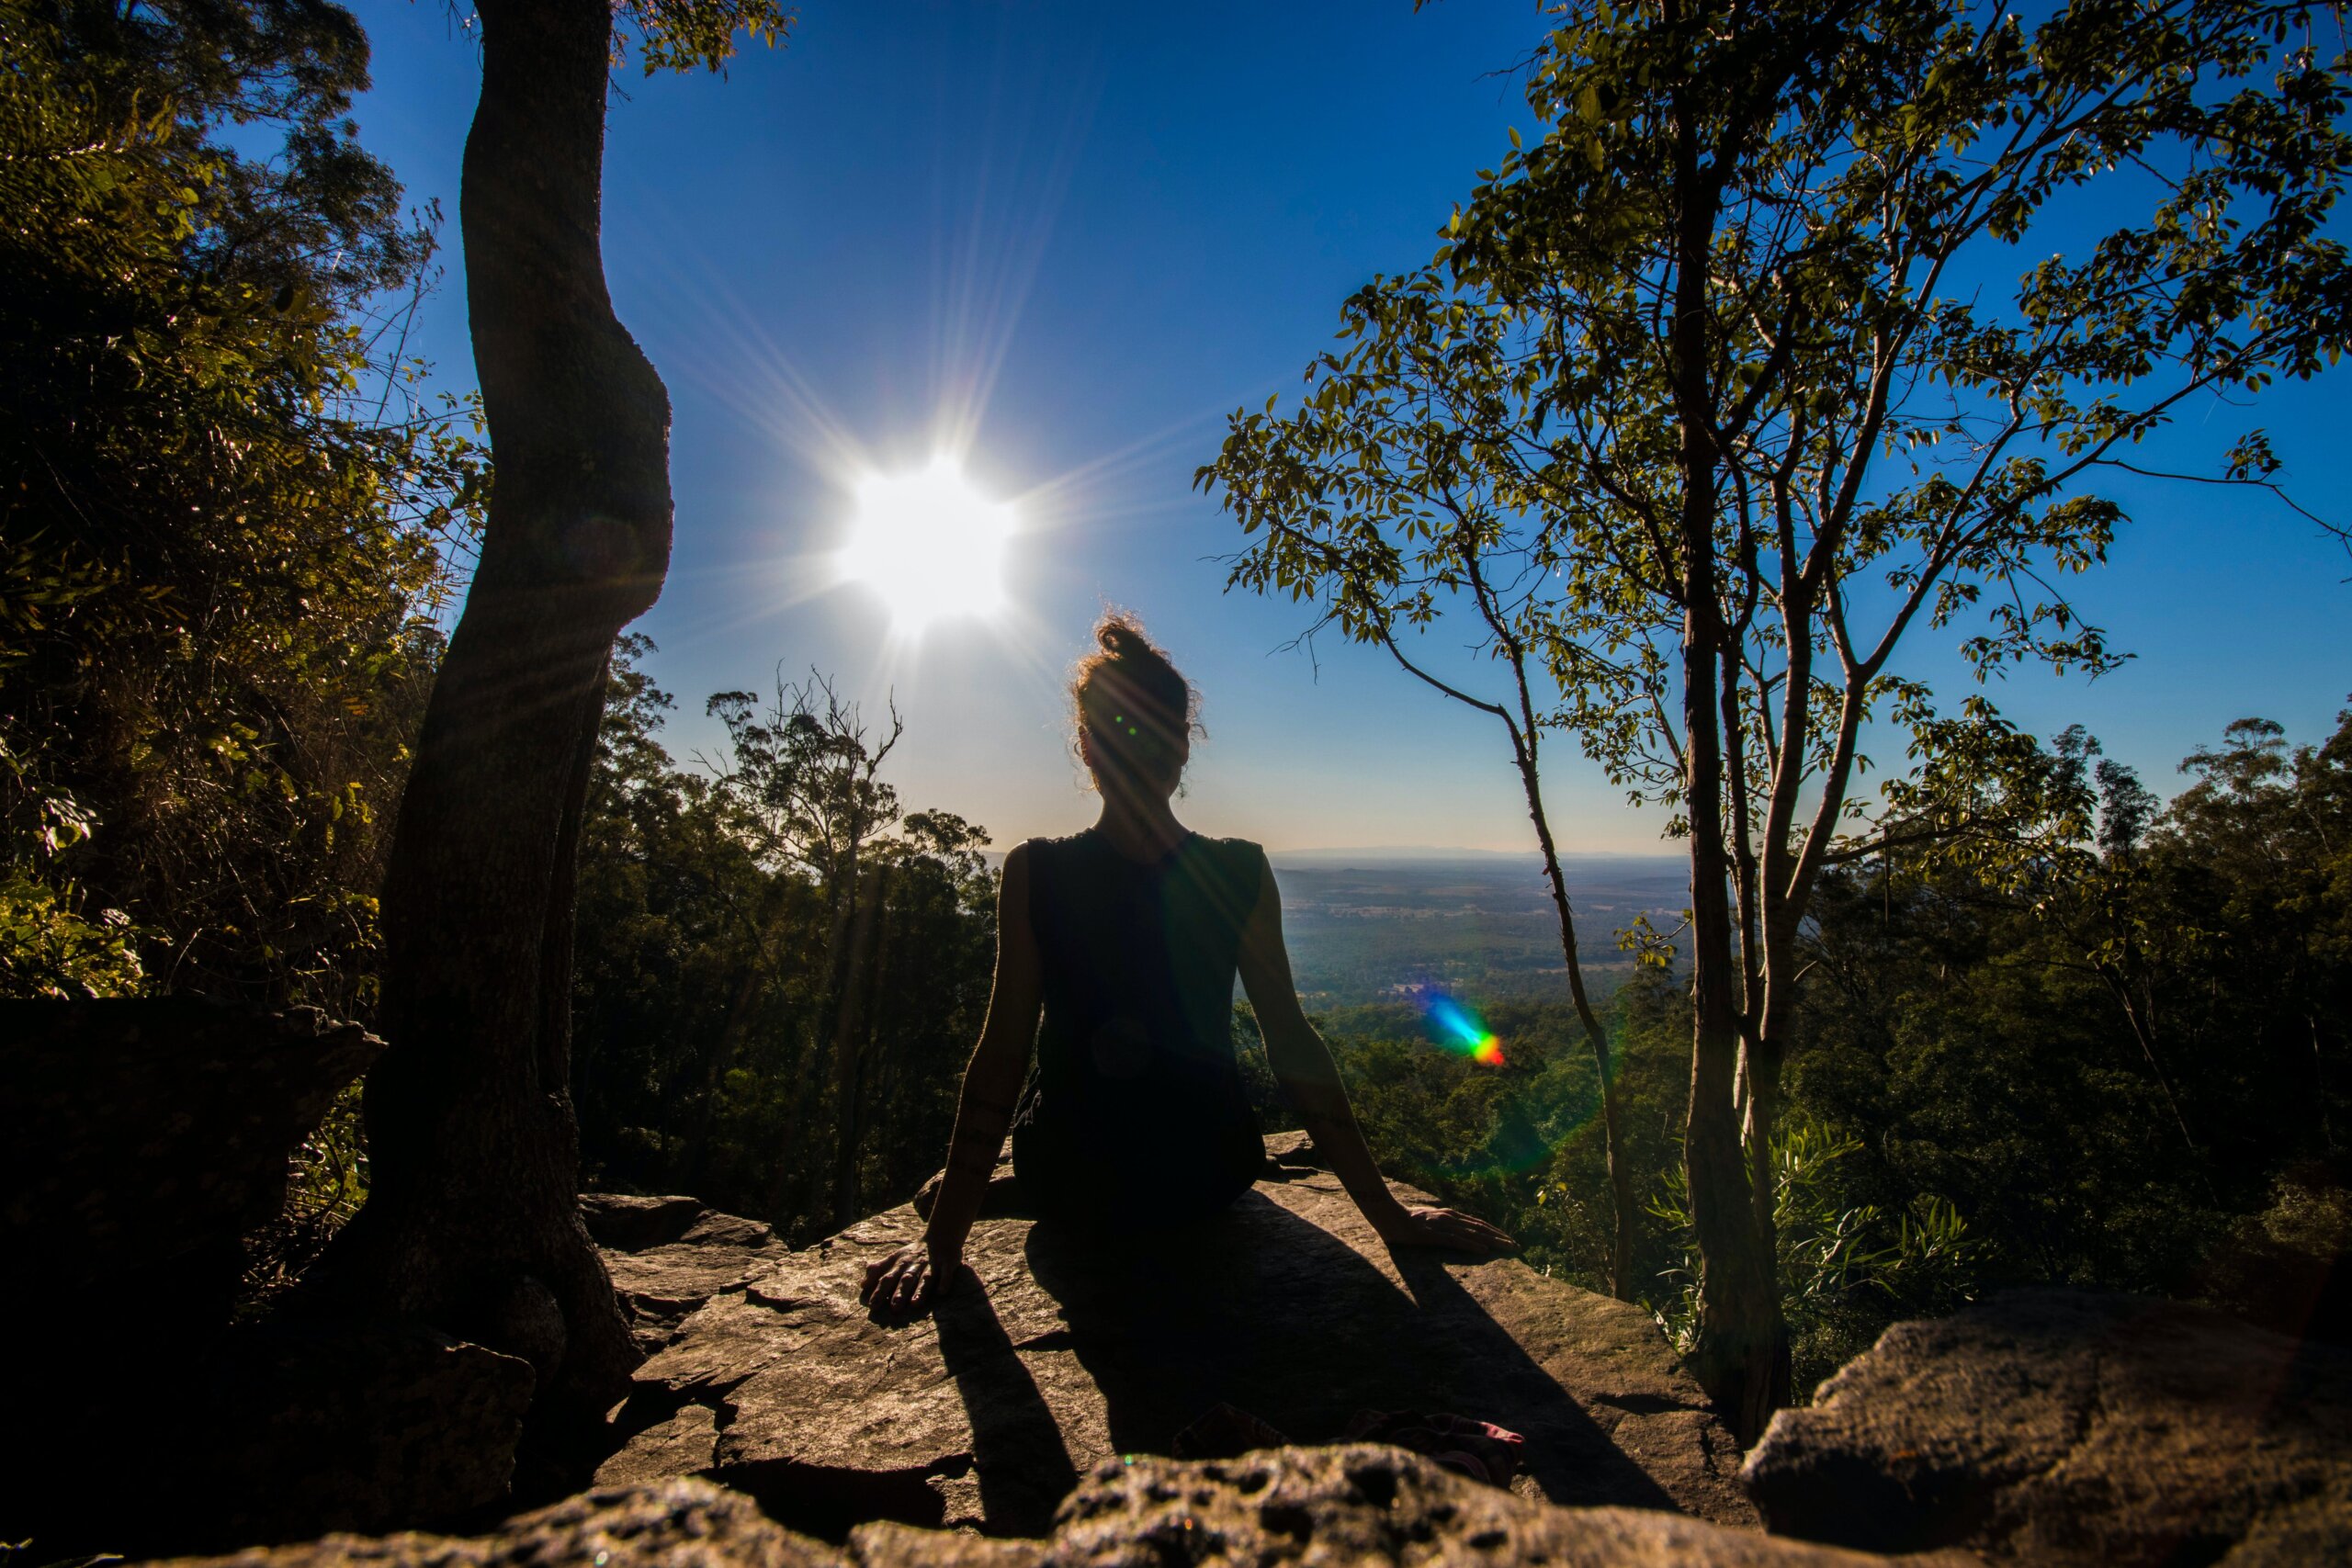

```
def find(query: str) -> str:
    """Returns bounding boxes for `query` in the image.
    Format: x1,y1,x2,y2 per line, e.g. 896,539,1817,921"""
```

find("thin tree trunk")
686,898,790,1190
314,0,670,1422
1521,768,1637,1299
830,864,886,1229
1669,63,1785,1439
1448,543,1642,1299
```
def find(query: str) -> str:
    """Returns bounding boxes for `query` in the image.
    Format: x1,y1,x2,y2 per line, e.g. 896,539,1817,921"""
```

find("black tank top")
1011,829,1268,1225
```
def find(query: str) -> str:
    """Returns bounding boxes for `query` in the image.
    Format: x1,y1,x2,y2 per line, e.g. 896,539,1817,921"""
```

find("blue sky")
351,1,2351,854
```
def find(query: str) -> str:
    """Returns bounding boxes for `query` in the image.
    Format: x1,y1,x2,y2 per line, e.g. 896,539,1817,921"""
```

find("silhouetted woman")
862,613,1512,1312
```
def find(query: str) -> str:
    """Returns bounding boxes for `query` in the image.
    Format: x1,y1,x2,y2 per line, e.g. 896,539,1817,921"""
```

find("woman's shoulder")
1199,833,1266,861
1191,834,1271,886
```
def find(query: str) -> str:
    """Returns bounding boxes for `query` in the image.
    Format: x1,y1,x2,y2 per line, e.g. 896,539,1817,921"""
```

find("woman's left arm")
1236,850,1515,1254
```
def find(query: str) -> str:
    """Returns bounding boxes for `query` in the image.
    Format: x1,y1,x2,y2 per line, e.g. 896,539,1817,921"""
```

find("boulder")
5,1315,537,1559
0,998,382,1295
0,999,395,1556
156,1477,838,1568
582,1193,711,1251
595,1140,1752,1539
161,1450,1971,1568
163,1318,538,1549
1741,1289,2352,1565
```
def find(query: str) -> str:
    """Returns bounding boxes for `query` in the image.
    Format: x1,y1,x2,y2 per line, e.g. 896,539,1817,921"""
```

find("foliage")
0,739,144,998
570,639,996,1242
621,0,794,74
1295,711,2348,1393
240,1079,370,1316
0,0,485,1013
1203,0,2350,1419
1646,1113,1985,1392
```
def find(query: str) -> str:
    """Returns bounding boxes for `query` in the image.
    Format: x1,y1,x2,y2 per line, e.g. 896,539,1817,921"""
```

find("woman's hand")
859,1237,961,1316
1372,1202,1517,1254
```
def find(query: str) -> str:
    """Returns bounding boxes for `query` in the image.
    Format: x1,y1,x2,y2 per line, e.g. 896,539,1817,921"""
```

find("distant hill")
1269,846,1679,869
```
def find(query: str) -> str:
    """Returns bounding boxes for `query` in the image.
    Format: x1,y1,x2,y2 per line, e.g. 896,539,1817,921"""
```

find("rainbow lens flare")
1425,994,1506,1067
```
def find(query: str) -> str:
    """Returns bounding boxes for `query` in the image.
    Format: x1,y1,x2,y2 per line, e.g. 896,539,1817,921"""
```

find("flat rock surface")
1742,1289,2352,1565
596,1146,1751,1538
168,1450,1968,1568
585,1194,789,1350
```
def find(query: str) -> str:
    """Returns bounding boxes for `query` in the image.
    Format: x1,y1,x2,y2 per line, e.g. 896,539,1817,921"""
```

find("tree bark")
314,0,671,1422
1522,765,1636,1299
830,864,884,1229
1668,62,1786,1442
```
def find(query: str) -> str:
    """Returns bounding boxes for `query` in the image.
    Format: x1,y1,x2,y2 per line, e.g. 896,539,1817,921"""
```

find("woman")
861,614,1513,1313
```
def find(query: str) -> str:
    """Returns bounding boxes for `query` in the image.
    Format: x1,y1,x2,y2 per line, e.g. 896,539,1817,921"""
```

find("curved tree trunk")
316,0,671,1423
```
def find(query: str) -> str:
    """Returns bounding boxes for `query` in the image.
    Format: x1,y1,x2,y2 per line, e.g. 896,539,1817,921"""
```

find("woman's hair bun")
1070,609,1201,770
1097,615,1149,660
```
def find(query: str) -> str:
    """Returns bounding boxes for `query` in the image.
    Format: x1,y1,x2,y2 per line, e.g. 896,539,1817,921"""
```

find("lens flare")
1424,993,1506,1067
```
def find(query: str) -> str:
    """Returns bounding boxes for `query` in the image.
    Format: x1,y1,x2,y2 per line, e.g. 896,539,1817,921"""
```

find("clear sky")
350,1,2351,855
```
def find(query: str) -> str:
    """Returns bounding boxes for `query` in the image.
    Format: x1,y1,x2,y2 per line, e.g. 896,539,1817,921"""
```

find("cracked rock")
164,1451,1970,1568
1741,1289,2352,1564
595,1138,1751,1539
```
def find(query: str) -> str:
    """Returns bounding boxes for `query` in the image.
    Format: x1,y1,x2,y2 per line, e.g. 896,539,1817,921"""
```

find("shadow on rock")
1023,1188,1679,1512
932,1266,1083,1533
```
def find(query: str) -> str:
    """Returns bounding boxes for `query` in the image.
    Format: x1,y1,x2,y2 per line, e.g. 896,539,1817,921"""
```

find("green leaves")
1209,0,2347,892
0,0,484,1010
622,0,793,76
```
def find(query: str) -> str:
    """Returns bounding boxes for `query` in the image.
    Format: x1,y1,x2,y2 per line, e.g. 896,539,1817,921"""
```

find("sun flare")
837,457,1016,631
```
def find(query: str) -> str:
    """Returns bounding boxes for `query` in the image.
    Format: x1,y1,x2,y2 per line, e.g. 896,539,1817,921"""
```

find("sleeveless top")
1011,829,1269,1226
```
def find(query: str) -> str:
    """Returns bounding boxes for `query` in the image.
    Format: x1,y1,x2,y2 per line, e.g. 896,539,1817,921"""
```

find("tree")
1193,479,1645,1298
0,0,481,1012
1204,0,2349,1436
568,639,996,1241
316,0,787,1424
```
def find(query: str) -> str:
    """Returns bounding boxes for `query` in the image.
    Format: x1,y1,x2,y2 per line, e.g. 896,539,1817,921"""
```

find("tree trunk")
314,0,672,1423
1682,646,1786,1444
830,865,886,1229
1669,84,1785,1441
1525,786,1636,1299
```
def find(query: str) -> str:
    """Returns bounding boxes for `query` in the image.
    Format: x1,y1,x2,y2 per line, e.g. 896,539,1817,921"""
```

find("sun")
837,456,1016,631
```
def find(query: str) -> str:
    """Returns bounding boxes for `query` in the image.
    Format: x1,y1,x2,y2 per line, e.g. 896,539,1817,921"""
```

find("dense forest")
1305,709,2352,1391
6,0,2346,1481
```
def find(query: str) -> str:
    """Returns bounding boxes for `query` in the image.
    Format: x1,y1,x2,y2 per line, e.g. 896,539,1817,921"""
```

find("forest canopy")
0,0,484,1011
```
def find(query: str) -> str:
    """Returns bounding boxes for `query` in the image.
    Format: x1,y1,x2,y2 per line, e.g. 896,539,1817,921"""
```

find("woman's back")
1012,828,1267,1224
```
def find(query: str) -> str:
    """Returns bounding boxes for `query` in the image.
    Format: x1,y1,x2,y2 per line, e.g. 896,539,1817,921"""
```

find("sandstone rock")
597,1145,1752,1539
164,1451,1969,1568
166,1317,537,1549
582,1193,709,1250
0,998,382,1295
1742,1289,2352,1565
159,1477,839,1568
586,1194,789,1349
1031,1445,1971,1568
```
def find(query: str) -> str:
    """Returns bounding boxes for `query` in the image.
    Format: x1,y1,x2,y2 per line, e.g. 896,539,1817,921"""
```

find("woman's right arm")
860,841,1043,1314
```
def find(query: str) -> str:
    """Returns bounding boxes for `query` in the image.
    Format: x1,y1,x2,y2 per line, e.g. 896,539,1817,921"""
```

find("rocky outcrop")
160,1477,838,1568
166,1449,1973,1568
584,1192,790,1349
593,1139,1751,1540
1742,1290,2352,1565
168,1318,537,1548
0,999,400,1557
0,998,382,1298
